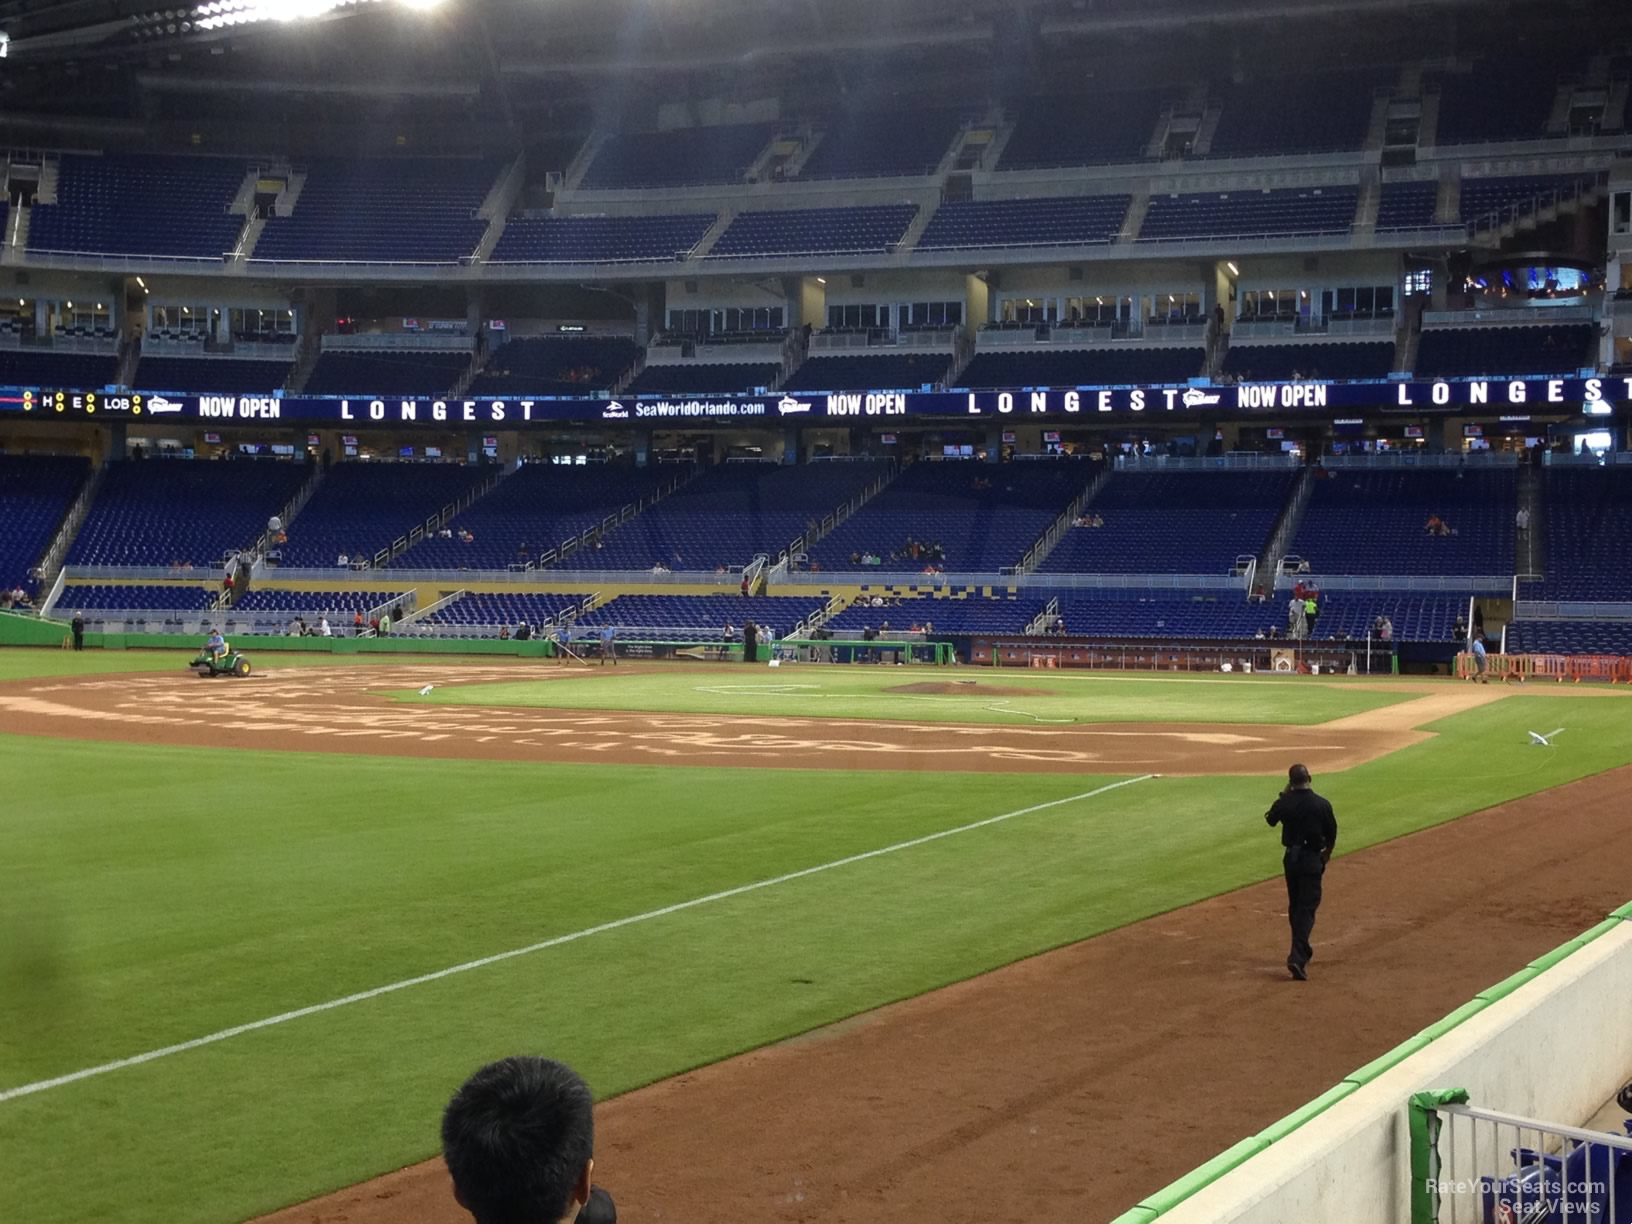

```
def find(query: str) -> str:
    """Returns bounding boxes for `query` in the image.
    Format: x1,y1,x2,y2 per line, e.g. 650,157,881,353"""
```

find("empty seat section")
1428,59,1563,144
998,92,1165,170
231,589,410,633
1041,470,1296,576
0,349,120,388
278,463,493,567
1050,589,1268,638
1458,174,1595,224
809,460,1091,573
1301,591,1479,642
782,352,952,392
1506,620,1632,655
1375,181,1441,231
422,592,586,630
489,214,716,264
1221,342,1394,381
1290,468,1516,575
1204,70,1386,157
303,348,472,396
54,584,218,611
1139,187,1358,241
824,594,1045,635
957,347,1204,388
399,464,679,569
1413,325,1594,378
799,110,966,179
134,356,293,394
709,205,918,259
1526,467,1632,599
69,459,308,567
28,154,247,259
578,594,826,640
0,455,91,591
560,462,890,571
468,337,641,396
253,159,497,263
916,194,1130,250
623,363,781,395
579,125,776,189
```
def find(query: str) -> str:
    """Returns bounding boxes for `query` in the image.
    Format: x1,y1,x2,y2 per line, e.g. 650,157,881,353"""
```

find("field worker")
599,623,616,666
205,627,227,660
1470,633,1488,683
1264,763,1337,981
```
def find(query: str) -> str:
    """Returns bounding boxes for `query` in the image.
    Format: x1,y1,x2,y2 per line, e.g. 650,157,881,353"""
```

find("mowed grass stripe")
407,665,1418,726
0,774,1154,1105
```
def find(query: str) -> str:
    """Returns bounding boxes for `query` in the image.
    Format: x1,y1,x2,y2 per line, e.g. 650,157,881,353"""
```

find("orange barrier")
1458,652,1632,683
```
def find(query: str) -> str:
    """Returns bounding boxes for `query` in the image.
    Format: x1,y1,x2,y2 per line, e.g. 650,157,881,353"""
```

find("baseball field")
3,648,1631,1224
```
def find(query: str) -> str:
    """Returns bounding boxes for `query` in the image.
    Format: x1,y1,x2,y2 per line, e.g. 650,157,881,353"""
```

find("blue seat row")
0,454,91,592
490,214,716,264
917,194,1130,251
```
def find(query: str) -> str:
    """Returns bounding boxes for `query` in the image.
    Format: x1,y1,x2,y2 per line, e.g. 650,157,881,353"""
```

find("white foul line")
0,774,1156,1106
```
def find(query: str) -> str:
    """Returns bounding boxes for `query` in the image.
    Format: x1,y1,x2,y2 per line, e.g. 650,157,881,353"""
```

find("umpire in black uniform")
1265,763,1338,981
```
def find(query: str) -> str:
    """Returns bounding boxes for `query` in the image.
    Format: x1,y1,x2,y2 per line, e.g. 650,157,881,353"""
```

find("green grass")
404,665,1419,726
1,648,1630,1224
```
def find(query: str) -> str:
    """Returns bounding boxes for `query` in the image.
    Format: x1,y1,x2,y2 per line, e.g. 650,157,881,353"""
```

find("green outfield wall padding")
1137,1136,1270,1215
1414,999,1492,1043
0,612,71,647
1476,965,1544,1005
1253,1082,1359,1145
1528,918,1624,971
1610,899,1632,921
1343,1034,1434,1087
84,633,554,658
1103,1209,1160,1224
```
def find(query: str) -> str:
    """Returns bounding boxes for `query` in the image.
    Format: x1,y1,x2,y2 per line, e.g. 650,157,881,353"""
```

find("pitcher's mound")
887,682,1052,698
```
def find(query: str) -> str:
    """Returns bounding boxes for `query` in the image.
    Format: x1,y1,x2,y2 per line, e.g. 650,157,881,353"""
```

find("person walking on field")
71,611,85,651
1264,763,1338,981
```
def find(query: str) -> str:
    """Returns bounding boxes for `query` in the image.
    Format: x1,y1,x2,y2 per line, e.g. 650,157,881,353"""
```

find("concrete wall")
1147,917,1632,1224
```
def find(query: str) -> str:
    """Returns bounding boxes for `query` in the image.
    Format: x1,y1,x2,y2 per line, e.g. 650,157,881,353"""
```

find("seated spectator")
338,553,350,567
442,1056,612,1224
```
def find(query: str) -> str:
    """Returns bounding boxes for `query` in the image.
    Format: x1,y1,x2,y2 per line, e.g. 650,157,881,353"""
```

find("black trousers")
1283,848,1325,970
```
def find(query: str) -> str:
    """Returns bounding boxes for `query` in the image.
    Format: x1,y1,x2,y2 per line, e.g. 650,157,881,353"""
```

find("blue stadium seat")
1375,181,1440,231
1414,325,1594,379
559,462,890,572
916,195,1130,251
279,463,494,567
1459,175,1596,225
489,214,716,264
253,159,497,264
579,125,776,190
623,363,781,395
303,348,473,396
577,594,827,640
54,583,218,611
1290,468,1516,575
28,154,247,259
799,111,968,179
824,594,1045,636
809,459,1092,574
708,206,918,258
1040,471,1296,576
399,464,679,570
468,337,641,397
1139,187,1358,241
0,455,91,592
998,92,1165,170
69,459,309,568
1221,342,1395,382
1506,620,1632,655
1203,71,1387,158
422,592,587,630
782,352,953,392
0,349,120,389
1523,467,1632,599
1428,60,1564,144
134,356,292,394
956,347,1204,388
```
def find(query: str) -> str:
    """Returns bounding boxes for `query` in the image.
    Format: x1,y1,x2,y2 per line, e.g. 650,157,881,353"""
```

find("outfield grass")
405,665,1420,726
2,650,1630,1224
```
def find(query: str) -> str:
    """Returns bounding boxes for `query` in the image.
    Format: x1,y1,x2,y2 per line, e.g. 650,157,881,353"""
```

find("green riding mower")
190,649,252,678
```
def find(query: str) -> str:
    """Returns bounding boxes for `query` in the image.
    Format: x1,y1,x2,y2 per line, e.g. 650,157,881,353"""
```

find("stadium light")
193,0,439,32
